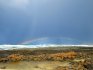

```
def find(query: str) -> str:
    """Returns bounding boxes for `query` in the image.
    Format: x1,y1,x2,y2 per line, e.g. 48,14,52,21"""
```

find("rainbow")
20,37,82,45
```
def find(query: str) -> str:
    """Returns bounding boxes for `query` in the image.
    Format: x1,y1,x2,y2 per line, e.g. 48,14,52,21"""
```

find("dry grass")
7,54,25,62
0,51,78,62
49,51,77,60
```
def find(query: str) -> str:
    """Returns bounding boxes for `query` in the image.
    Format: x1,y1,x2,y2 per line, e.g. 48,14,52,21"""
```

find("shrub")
7,54,24,62
48,51,77,60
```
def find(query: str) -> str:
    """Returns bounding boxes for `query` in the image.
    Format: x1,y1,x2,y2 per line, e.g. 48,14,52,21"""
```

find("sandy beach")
0,61,70,70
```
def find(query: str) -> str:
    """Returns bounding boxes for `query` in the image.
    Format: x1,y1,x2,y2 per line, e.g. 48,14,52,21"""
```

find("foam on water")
0,45,92,50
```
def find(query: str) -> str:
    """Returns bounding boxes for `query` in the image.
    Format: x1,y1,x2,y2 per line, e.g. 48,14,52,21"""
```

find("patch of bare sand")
0,61,70,70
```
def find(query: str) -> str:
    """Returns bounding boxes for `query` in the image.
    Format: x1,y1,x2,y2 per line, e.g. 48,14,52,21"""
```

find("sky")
0,0,93,44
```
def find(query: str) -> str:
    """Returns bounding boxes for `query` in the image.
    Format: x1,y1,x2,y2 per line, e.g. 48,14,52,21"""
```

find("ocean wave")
0,45,92,50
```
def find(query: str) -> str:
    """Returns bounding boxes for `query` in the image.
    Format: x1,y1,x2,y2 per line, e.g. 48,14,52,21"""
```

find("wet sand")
0,61,70,70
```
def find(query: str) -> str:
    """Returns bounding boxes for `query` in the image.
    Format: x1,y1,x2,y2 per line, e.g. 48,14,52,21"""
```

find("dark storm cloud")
0,0,93,44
